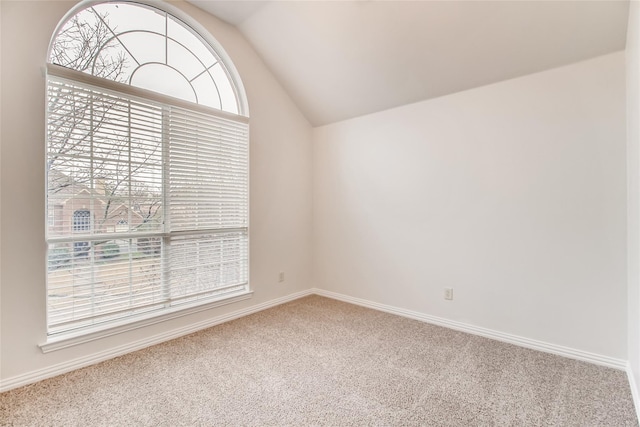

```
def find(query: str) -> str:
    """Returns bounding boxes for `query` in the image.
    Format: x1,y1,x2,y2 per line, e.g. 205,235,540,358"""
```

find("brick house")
47,170,159,259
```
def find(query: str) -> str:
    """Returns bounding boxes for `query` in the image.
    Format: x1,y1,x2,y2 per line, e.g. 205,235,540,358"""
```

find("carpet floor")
0,295,637,426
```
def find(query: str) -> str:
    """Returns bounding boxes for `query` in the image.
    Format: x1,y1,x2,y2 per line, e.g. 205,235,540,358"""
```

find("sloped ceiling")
187,0,629,127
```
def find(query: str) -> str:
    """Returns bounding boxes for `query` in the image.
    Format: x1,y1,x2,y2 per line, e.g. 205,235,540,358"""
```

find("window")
46,1,249,337
72,210,91,232
115,220,128,233
72,209,91,259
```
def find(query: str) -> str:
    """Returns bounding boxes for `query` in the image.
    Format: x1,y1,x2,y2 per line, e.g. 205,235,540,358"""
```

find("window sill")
40,290,253,353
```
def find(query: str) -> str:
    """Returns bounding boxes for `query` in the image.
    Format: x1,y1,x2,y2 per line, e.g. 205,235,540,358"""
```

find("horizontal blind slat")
46,75,249,335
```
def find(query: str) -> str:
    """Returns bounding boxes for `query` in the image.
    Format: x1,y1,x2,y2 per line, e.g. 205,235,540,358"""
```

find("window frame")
42,0,251,349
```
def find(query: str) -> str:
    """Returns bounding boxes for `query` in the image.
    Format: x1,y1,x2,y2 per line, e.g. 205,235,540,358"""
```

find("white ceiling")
188,0,629,127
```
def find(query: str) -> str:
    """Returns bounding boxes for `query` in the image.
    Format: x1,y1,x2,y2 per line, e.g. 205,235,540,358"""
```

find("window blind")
46,72,249,335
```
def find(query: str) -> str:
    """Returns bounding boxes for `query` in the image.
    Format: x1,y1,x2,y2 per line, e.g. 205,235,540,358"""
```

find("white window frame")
42,1,250,350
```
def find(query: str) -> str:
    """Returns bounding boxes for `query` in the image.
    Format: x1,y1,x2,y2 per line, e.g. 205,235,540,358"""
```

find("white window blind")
46,70,249,335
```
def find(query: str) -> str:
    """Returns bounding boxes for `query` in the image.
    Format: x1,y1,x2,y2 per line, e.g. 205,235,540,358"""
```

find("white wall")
0,0,312,384
627,0,640,407
0,1,3,378
0,0,631,392
313,52,627,360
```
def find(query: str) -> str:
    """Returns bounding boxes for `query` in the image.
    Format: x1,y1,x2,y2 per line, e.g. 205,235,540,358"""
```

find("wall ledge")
41,291,254,353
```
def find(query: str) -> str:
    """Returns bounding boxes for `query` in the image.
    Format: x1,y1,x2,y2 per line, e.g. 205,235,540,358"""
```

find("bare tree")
47,8,162,257
50,8,128,80
47,7,128,181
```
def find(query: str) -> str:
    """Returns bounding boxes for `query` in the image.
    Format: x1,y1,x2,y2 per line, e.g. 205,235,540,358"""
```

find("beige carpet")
0,295,637,426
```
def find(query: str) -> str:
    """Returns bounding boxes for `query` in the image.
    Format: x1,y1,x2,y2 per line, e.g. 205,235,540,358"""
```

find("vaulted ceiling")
187,0,629,127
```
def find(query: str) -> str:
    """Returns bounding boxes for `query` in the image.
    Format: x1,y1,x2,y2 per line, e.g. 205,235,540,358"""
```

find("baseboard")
312,288,628,370
0,289,313,393
1,287,629,393
627,363,640,425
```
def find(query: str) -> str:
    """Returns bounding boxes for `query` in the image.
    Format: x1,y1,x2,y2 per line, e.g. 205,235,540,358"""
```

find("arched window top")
49,1,244,115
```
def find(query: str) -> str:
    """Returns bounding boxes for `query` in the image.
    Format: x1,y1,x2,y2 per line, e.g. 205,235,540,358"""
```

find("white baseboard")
311,288,628,370
1,287,629,393
627,363,640,425
0,289,313,393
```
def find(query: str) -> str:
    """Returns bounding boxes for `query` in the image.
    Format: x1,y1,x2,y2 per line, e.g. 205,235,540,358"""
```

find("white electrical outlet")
444,287,453,300
279,272,285,282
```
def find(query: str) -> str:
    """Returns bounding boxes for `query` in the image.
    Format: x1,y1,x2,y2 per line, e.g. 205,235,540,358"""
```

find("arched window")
48,1,243,113
46,1,249,337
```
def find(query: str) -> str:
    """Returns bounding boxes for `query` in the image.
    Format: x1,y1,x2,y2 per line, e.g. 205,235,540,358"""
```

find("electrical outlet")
279,272,285,282
444,287,453,300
